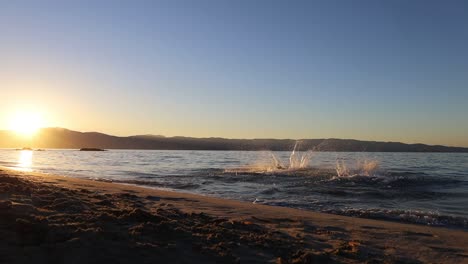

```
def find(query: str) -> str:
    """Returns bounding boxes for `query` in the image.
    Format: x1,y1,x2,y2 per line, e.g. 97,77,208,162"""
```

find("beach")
1,167,467,264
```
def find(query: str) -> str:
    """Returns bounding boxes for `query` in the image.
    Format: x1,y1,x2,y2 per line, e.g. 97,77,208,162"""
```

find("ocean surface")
1,149,467,228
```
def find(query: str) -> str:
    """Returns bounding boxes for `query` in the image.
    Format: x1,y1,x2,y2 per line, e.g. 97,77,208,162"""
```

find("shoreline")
4,162,467,230
90,177,468,231
1,167,467,263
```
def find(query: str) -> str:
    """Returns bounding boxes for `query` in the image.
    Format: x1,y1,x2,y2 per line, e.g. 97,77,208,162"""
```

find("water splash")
287,141,314,169
263,141,315,171
335,159,379,177
358,160,379,176
225,141,380,177
335,160,349,177
270,152,284,170
226,141,315,173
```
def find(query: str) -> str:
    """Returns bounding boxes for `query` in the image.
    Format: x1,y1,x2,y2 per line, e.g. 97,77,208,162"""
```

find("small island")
79,148,106,151
15,147,33,151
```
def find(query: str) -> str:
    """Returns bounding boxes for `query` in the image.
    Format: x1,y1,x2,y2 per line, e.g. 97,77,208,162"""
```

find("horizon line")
1,126,466,149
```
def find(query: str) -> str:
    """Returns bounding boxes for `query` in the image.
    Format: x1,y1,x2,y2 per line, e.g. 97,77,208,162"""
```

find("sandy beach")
0,167,467,264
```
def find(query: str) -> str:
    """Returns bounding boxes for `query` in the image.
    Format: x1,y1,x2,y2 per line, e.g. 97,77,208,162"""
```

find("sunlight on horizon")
7,110,45,137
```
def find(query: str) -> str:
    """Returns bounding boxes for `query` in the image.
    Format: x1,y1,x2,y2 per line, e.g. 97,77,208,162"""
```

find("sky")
1,0,467,146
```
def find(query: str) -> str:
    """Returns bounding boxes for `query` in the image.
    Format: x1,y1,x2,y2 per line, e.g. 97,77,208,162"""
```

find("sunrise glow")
8,111,44,137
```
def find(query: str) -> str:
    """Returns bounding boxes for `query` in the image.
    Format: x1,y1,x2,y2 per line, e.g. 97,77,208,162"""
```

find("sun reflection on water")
18,150,33,171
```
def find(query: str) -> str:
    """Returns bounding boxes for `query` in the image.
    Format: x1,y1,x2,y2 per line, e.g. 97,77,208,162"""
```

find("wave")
223,166,463,186
91,168,468,229
259,186,281,195
94,178,200,190
117,171,161,178
322,208,468,229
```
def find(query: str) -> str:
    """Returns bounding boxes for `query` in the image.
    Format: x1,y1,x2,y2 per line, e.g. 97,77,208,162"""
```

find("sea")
0,149,467,228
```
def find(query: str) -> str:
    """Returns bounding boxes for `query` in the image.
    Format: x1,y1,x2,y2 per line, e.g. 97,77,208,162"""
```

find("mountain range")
0,127,467,152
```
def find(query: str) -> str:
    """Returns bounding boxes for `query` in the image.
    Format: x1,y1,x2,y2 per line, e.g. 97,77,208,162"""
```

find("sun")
8,111,44,137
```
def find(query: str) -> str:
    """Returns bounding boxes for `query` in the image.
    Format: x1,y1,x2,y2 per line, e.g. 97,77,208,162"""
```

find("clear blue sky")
1,0,467,146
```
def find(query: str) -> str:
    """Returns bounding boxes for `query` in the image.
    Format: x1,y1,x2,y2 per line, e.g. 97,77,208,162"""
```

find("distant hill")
0,127,467,152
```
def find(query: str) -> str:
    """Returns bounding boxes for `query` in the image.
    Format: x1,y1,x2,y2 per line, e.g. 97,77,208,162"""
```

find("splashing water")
335,160,349,177
270,152,284,170
285,141,314,169
224,141,380,177
335,159,380,177
226,141,315,173
358,160,380,176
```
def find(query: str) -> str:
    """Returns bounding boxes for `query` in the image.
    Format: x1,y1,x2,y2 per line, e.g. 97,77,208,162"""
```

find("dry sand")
0,167,467,264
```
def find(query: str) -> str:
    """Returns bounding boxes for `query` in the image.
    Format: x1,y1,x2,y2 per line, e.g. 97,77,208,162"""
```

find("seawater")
0,149,467,228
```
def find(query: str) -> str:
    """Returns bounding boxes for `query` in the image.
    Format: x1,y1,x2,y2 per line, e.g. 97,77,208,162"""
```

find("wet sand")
1,167,467,263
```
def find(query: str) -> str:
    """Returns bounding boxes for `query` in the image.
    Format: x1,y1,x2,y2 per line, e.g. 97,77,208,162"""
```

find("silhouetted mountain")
129,134,166,139
0,128,467,152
